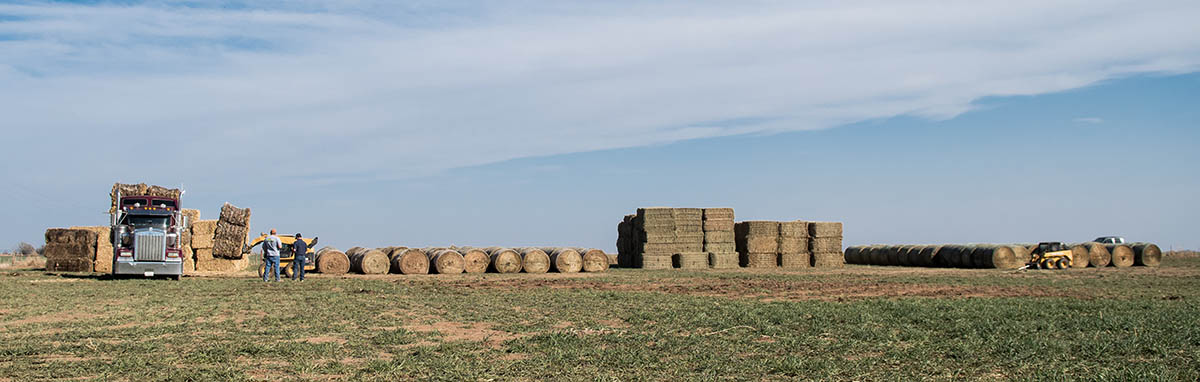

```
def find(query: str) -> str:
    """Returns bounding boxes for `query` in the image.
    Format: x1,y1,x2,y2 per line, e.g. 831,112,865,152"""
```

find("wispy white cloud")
1,0,1199,189
1073,117,1105,124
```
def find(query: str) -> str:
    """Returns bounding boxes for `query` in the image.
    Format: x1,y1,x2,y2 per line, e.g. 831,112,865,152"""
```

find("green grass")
1,258,1199,381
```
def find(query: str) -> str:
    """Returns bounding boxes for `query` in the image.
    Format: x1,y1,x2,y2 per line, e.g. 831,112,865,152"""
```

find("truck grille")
134,231,167,261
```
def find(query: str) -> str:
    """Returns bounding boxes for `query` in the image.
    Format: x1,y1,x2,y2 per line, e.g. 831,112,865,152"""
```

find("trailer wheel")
257,263,266,279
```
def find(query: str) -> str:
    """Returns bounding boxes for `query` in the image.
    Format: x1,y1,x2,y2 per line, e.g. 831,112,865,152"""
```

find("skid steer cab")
245,234,318,278
1029,242,1073,270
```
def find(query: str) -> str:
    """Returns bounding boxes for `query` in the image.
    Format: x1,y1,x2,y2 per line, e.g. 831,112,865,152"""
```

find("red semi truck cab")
110,194,188,279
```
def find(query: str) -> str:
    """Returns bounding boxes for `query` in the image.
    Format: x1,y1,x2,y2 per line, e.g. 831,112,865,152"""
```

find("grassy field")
2,258,1199,381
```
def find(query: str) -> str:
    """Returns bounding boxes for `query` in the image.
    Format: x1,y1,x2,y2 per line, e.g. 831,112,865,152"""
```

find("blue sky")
2,1,1198,251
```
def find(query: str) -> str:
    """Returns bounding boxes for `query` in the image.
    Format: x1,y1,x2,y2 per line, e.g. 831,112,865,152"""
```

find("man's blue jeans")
292,255,306,280
263,255,280,281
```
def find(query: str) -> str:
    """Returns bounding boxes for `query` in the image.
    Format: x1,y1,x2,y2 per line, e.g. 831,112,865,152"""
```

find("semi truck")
109,190,188,280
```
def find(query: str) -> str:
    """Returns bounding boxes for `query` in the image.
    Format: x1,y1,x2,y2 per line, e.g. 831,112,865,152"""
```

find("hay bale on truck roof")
109,183,147,212
1129,243,1162,267
1105,244,1135,268
313,247,350,275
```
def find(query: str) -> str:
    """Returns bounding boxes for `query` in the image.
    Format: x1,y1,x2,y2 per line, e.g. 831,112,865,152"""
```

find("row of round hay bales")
845,242,1163,269
845,244,1026,269
309,245,610,275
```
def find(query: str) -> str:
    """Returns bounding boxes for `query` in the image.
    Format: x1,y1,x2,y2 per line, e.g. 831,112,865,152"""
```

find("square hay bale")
674,252,710,269
606,253,618,266
640,254,674,270
808,221,843,237
702,208,734,220
42,243,94,260
780,253,811,269
46,257,93,272
45,228,98,246
704,242,737,253
212,238,246,260
702,220,735,232
194,249,250,272
70,226,113,272
708,252,740,269
809,237,843,253
191,220,218,236
183,246,195,274
191,233,214,250
704,231,735,243
812,251,845,268
738,236,779,254
735,221,780,236
219,203,251,227
778,237,808,254
181,208,201,226
779,221,809,237
741,253,778,268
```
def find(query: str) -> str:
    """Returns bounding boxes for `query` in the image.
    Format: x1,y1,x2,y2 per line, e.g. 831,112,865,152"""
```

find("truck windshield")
127,216,169,230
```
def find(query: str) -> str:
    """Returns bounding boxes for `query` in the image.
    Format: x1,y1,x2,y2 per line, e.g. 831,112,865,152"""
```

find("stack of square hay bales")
615,214,636,268
736,221,780,268
192,219,248,272
180,208,201,273
43,228,97,272
68,226,113,273
779,221,810,268
213,203,250,259
702,208,738,269
634,207,703,270
809,221,844,267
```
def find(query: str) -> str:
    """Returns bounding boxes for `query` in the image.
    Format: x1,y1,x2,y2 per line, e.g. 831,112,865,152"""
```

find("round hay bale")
845,246,868,265
885,246,902,266
385,246,410,260
943,245,970,268
1083,243,1111,268
1008,245,1031,268
878,245,897,266
578,248,609,272
488,248,522,273
548,248,583,273
1065,244,1090,268
459,248,490,273
426,249,465,274
346,247,365,257
916,246,940,267
349,248,389,275
391,248,430,275
1106,244,1134,268
1130,243,1162,267
898,246,919,266
518,248,550,274
315,247,350,275
981,246,1020,269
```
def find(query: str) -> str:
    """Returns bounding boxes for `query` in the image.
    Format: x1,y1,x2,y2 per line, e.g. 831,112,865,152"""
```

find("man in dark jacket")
291,233,318,281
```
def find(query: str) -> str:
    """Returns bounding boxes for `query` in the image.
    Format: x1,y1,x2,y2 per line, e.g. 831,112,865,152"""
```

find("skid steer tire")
1056,258,1070,269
